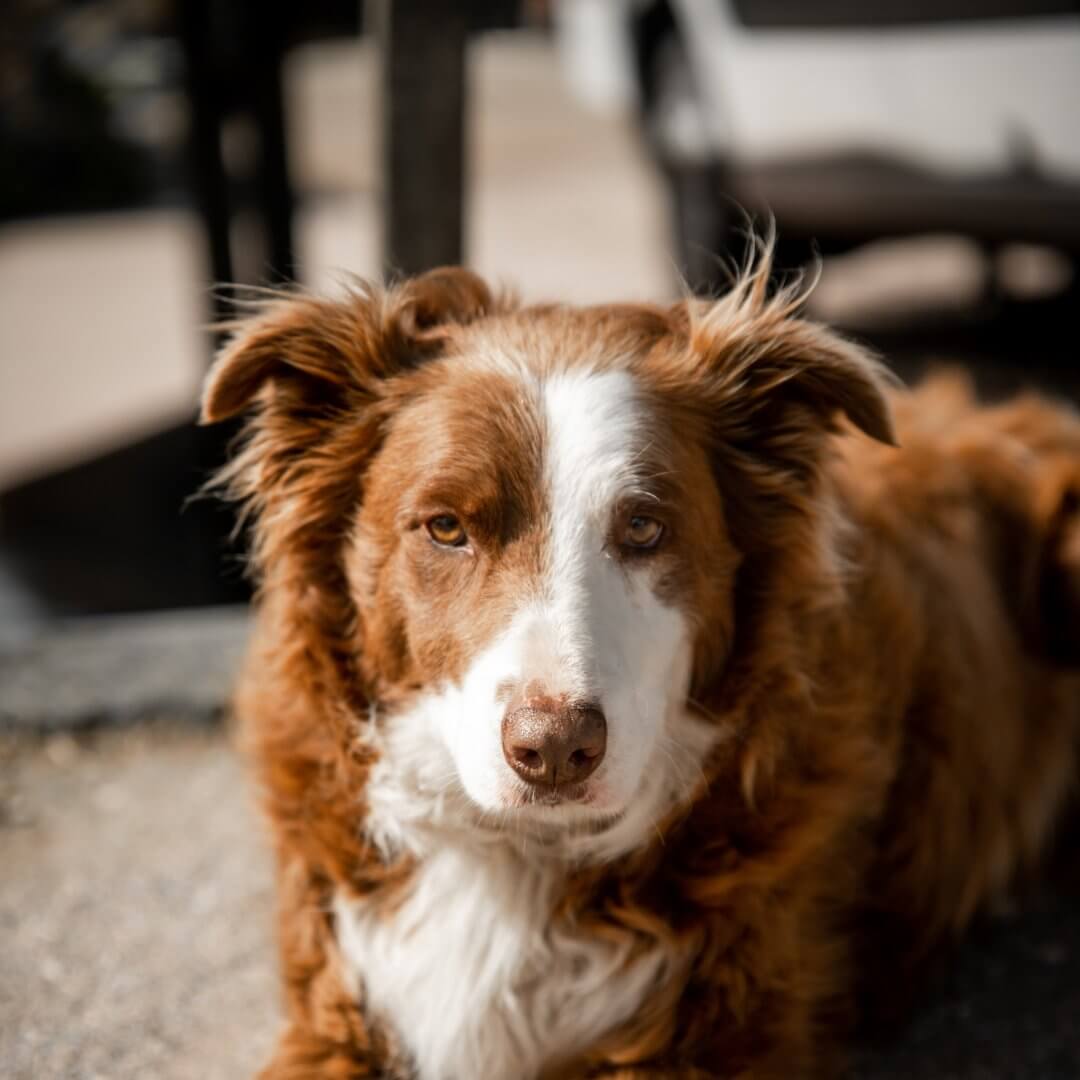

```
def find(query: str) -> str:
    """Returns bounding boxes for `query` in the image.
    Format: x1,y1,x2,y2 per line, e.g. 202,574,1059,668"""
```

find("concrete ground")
1,723,277,1080
2,30,1079,1080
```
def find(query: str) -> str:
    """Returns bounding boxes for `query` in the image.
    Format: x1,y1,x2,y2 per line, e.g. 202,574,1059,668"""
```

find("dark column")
247,0,296,284
178,0,233,309
180,0,297,312
372,0,468,275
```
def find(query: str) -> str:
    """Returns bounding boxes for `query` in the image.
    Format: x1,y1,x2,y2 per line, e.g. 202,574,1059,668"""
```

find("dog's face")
353,346,733,827
203,265,894,850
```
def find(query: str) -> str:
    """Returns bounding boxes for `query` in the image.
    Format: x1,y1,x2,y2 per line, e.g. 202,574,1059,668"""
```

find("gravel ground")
2,719,1077,1080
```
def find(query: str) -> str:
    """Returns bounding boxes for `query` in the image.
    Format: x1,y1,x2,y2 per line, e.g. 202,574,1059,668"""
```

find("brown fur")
201,260,1080,1079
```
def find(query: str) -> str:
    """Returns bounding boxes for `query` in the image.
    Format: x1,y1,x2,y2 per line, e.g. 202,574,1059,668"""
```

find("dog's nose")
501,701,607,789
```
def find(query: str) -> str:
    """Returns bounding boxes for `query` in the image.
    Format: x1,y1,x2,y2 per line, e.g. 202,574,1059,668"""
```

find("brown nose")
501,702,607,789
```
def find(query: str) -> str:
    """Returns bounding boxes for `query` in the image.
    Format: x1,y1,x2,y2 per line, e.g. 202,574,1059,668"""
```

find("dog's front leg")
587,1058,829,1080
586,1067,714,1079
258,854,405,1080
257,1023,396,1080
587,1065,800,1080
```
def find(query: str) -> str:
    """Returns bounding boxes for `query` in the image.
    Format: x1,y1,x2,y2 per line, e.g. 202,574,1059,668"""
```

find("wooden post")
372,0,468,275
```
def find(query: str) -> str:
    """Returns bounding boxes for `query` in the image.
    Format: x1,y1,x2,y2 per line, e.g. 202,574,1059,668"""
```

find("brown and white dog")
201,250,1080,1079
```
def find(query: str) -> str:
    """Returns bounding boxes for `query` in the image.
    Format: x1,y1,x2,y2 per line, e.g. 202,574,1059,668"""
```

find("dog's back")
836,373,1080,1009
847,371,1080,665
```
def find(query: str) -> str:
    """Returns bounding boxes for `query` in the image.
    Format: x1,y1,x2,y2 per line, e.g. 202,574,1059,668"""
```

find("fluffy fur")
201,253,1080,1079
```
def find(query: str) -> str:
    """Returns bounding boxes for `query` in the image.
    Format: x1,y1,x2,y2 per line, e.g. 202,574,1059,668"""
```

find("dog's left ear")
200,266,497,424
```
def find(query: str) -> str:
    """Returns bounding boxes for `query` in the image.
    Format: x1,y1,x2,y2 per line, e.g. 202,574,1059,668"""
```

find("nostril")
512,747,543,771
568,747,597,769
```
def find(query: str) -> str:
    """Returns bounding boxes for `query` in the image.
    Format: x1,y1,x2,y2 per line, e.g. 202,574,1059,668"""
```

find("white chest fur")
334,842,669,1080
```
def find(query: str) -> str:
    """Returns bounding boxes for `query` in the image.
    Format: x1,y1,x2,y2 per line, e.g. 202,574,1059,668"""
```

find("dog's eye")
622,515,664,551
427,514,468,548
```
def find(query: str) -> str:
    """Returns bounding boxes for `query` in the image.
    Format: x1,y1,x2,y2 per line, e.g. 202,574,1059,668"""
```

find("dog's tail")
971,389,1080,896
858,383,1080,1031
900,372,1080,666
979,390,1080,669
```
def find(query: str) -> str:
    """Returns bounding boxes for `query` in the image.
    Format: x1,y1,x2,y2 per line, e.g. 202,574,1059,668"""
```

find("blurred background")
1,0,1078,624
2,3,1079,1078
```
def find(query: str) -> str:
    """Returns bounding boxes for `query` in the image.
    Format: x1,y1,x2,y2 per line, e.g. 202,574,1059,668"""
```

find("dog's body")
202,258,1080,1079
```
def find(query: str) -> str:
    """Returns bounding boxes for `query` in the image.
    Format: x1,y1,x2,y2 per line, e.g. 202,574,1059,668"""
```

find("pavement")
1,722,277,1080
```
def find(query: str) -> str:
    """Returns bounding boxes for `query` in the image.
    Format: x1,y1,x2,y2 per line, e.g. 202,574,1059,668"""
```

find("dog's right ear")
200,266,497,424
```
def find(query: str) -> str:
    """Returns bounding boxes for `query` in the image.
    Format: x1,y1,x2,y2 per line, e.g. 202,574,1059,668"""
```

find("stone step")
0,605,249,729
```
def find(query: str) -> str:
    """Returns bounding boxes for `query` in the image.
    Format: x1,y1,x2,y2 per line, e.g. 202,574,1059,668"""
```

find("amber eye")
426,514,468,548
623,515,664,551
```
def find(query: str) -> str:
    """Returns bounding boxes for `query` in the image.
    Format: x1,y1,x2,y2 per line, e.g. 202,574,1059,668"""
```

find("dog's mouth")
510,781,591,809
491,792,628,849
492,781,628,840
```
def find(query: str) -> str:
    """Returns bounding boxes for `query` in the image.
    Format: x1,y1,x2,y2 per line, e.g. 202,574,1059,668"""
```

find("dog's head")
203,258,894,856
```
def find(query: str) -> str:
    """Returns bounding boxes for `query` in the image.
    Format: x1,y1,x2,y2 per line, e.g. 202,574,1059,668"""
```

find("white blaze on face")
441,366,696,821
346,365,717,1080
539,369,693,808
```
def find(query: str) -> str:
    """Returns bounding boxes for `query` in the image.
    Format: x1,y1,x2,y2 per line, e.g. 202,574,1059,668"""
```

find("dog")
201,250,1080,1079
